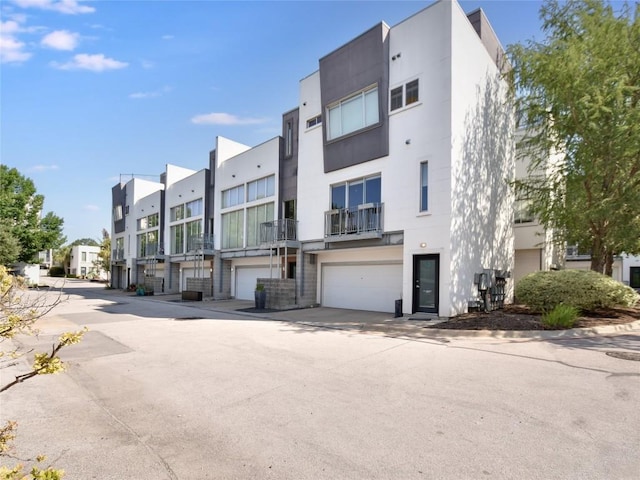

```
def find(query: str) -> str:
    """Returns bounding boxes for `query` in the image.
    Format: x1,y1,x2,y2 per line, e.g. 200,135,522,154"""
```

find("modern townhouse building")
110,0,516,317
111,176,164,289
163,165,212,294
294,0,514,316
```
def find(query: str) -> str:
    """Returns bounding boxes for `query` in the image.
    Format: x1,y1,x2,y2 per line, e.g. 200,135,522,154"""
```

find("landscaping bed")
428,305,640,330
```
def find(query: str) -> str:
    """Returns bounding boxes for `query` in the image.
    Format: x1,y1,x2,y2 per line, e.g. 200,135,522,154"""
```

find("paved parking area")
3,280,639,479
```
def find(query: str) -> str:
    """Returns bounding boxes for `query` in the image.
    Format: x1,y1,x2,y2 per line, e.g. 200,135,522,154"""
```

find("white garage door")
235,266,272,300
181,268,196,291
514,249,541,285
321,263,403,313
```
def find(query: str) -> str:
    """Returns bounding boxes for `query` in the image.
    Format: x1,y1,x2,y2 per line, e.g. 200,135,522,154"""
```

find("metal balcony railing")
324,203,384,238
260,219,298,244
112,248,125,261
188,233,215,252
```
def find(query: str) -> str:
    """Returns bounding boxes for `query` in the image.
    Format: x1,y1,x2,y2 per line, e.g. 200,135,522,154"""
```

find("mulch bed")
427,305,640,331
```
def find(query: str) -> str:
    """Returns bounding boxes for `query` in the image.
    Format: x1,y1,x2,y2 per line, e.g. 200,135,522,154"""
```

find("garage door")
235,266,272,300
514,249,541,285
321,263,403,313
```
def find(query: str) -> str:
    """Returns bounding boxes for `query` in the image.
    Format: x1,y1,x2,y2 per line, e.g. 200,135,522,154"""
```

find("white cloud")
0,19,32,63
162,34,174,40
28,164,59,172
129,86,172,99
84,204,99,211
10,0,95,15
141,59,154,69
41,29,79,50
191,112,268,126
51,53,128,71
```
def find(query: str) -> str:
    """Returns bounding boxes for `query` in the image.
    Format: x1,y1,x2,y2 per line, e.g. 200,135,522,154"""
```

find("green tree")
70,238,99,247
509,0,640,275
96,229,111,281
0,166,66,264
0,225,20,266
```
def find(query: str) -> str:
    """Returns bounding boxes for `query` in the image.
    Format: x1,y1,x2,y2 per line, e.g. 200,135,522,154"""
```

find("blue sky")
1,0,545,244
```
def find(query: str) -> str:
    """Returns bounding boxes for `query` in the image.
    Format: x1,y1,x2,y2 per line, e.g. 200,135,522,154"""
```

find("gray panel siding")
111,184,126,234
319,23,390,173
280,109,299,217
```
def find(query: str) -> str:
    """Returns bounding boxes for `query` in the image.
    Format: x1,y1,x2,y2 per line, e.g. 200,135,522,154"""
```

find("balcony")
324,203,384,242
260,219,299,248
188,233,215,253
112,248,125,262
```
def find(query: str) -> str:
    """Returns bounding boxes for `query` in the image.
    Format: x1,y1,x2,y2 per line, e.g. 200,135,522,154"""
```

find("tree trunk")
604,250,614,277
589,238,607,274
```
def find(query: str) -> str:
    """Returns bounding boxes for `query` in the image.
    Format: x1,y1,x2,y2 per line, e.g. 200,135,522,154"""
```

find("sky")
1,0,547,244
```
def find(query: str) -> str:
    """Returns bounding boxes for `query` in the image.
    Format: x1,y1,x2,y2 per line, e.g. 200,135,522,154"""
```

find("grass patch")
542,304,579,329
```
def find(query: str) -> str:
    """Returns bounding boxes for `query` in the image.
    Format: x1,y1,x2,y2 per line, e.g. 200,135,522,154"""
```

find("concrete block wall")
144,276,164,293
186,277,212,296
296,251,318,307
260,278,296,310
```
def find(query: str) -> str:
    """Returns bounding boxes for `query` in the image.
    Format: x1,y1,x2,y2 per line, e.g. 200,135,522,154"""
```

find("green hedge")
48,266,65,277
515,269,639,313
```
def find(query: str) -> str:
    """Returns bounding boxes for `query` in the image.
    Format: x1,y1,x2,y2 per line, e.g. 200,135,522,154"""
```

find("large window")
327,86,379,140
113,205,123,221
222,185,244,208
246,202,274,247
390,79,419,112
170,224,184,254
221,210,244,249
148,213,159,227
170,204,184,222
136,230,158,256
514,198,535,224
186,198,203,218
186,220,202,251
247,175,275,202
420,162,428,212
331,175,381,209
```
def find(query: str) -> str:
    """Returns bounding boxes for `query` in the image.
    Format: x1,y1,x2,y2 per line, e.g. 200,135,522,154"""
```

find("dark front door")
413,254,439,314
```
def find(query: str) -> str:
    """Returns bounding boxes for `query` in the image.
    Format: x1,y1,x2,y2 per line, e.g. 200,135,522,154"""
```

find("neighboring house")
512,127,564,284
69,245,105,279
623,254,640,291
38,249,53,269
109,0,515,316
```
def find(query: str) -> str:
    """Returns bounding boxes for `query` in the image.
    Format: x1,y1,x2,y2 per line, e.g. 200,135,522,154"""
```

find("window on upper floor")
247,175,275,202
327,86,379,141
306,114,322,129
171,204,184,222
331,175,381,210
221,210,244,249
137,216,148,231
81,252,87,262
246,202,274,247
186,198,203,218
420,162,429,212
285,121,293,157
222,185,244,209
148,213,159,228
185,219,202,251
390,79,419,112
170,224,184,254
113,205,123,221
514,198,535,224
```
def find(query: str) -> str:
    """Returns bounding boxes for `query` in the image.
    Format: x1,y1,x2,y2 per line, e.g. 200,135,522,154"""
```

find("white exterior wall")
213,136,280,251
164,168,207,255
296,0,513,316
622,254,640,286
134,190,163,255
449,0,514,314
70,245,102,277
